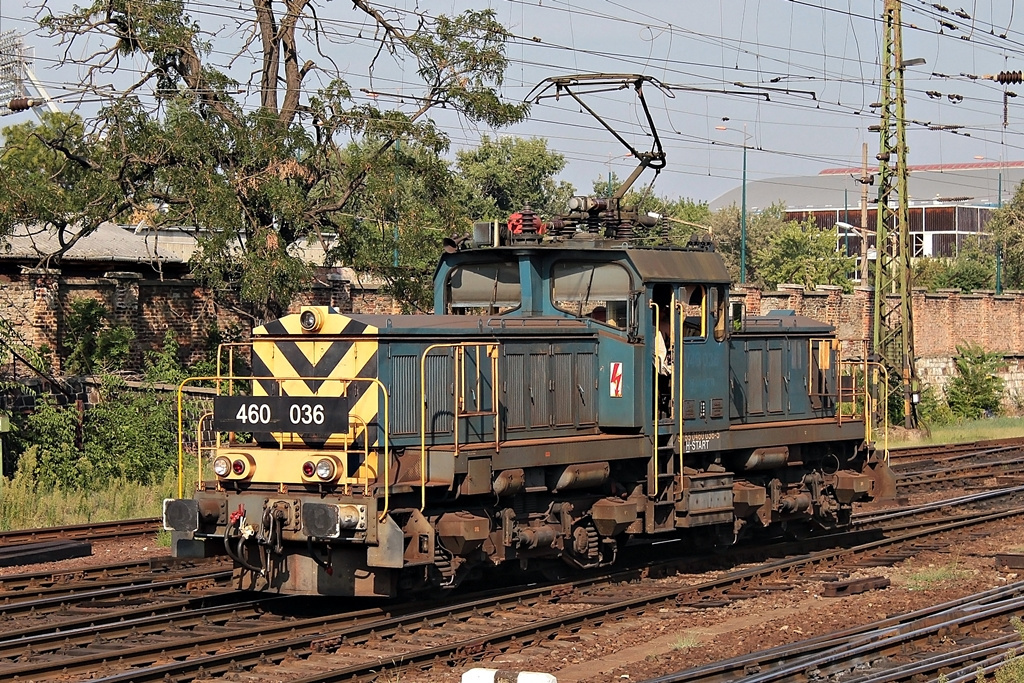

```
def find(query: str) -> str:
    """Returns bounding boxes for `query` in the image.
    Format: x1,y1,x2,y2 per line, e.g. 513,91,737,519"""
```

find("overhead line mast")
872,0,919,430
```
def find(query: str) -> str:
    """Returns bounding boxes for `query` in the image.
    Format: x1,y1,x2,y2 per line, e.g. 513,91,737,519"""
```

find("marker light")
213,457,231,477
232,459,246,475
302,461,316,477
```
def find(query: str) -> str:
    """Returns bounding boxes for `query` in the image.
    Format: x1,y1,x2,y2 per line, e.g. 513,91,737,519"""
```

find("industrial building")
710,161,1024,268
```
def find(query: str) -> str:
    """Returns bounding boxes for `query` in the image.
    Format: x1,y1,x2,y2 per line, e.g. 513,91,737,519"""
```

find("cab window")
711,286,727,341
683,285,706,340
446,262,521,314
551,261,631,328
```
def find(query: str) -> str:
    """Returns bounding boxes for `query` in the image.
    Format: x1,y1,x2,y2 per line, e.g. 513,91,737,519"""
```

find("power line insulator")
993,71,1024,84
7,97,41,112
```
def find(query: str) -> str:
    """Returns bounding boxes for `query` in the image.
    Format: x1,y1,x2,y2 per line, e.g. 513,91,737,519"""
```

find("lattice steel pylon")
872,0,919,429
0,30,59,116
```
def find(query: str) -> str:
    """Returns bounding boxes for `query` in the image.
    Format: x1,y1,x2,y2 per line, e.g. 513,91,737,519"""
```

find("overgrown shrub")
12,376,178,490
916,385,955,427
945,343,1006,420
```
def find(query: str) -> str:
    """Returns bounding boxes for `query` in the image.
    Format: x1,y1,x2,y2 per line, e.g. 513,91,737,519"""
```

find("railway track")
0,517,160,546
642,579,1024,683
2,488,1020,682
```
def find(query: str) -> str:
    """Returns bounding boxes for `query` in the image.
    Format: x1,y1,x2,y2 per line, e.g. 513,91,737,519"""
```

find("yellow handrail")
649,300,660,496
419,341,501,511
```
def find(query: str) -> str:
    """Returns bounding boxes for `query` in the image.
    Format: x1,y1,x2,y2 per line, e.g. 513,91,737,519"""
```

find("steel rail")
55,505,1024,683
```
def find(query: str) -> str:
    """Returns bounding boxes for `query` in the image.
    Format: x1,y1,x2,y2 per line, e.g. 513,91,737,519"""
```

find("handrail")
419,341,501,511
674,294,684,486
195,412,213,495
649,300,660,496
838,359,890,464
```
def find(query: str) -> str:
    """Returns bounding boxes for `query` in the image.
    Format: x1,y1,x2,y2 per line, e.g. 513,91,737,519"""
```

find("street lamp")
716,124,753,283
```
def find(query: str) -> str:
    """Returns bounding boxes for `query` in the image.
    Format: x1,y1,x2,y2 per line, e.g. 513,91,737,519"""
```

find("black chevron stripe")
261,319,288,335
298,352,379,449
273,339,358,393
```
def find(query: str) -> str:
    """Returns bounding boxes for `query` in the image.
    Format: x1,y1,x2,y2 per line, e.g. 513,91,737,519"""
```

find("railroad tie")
821,575,891,597
462,668,557,683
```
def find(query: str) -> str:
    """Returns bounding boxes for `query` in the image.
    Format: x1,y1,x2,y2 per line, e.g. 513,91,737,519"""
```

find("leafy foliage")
912,247,996,292
752,219,855,292
457,136,575,219
945,343,1006,420
989,180,1024,290
2,3,528,318
63,298,135,375
12,376,178,490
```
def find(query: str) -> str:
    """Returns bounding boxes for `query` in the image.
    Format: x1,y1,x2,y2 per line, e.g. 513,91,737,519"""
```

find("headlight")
213,457,231,477
315,458,336,480
299,308,323,332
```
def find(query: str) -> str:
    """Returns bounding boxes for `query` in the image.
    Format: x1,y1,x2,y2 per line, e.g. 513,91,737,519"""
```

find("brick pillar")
327,272,352,313
22,267,62,373
776,284,805,313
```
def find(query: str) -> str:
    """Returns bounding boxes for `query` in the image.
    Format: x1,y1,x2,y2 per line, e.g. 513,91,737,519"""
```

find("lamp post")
716,124,753,283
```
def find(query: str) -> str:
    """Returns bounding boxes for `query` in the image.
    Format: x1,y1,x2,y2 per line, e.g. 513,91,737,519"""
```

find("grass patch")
906,563,971,591
0,461,178,530
670,633,703,650
891,416,1024,448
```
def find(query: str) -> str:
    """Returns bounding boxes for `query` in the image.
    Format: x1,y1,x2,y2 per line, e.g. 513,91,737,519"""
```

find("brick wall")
0,269,395,375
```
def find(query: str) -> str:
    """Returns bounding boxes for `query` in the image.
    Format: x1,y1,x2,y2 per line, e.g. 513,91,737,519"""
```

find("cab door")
678,284,730,436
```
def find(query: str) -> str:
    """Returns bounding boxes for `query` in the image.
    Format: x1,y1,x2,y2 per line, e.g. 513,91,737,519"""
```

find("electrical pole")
872,0,919,429
860,143,870,282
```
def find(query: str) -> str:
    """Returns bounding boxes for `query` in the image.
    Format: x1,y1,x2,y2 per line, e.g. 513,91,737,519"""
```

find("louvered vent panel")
577,352,595,424
529,352,550,427
425,352,454,434
505,353,525,429
390,355,418,434
553,353,574,426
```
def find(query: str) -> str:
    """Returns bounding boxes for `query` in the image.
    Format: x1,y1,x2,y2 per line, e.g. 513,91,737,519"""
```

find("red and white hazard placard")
609,361,623,397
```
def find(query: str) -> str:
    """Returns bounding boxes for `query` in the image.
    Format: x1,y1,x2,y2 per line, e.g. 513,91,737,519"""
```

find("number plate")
213,396,349,433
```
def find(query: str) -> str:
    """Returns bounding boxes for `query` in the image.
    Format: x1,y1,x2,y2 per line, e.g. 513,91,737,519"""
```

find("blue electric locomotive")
163,203,892,598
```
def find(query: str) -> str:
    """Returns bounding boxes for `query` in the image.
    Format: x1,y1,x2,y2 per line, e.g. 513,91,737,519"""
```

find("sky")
2,1,1023,205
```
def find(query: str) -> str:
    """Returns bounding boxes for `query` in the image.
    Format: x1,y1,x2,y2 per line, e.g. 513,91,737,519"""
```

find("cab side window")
683,285,706,340
552,261,631,329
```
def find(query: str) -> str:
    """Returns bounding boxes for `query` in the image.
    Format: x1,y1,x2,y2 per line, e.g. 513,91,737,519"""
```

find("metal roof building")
1,222,185,276
709,161,1024,260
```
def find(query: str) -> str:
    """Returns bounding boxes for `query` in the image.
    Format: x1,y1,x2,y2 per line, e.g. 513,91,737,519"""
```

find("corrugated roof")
710,164,1024,212
2,222,183,264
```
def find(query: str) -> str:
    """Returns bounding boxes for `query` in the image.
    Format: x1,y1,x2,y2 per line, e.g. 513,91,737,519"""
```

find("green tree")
945,343,1006,420
2,2,527,318
912,247,996,293
457,136,575,219
988,180,1024,289
710,202,791,286
752,219,856,292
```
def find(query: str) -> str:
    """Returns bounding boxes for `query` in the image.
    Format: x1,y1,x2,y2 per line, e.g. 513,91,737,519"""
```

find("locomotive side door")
677,284,731,445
